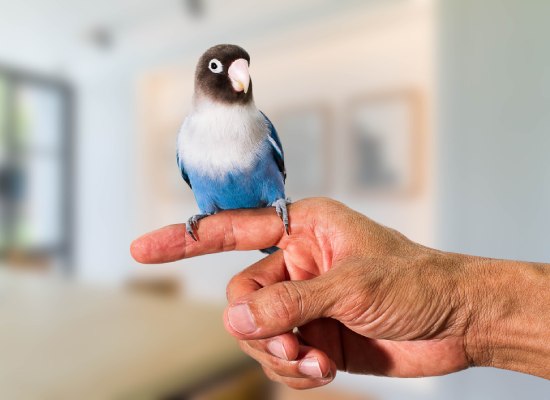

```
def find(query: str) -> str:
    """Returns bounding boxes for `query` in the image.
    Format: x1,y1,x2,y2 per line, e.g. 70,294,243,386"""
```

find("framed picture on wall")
270,105,330,198
347,90,423,196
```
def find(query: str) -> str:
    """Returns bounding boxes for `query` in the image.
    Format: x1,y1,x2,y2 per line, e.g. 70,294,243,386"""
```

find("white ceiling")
0,0,406,76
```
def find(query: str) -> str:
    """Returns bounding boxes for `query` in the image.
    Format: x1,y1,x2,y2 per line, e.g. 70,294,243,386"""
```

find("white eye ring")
208,58,223,73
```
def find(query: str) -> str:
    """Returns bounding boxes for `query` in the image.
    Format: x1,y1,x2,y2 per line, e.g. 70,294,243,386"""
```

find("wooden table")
0,271,258,399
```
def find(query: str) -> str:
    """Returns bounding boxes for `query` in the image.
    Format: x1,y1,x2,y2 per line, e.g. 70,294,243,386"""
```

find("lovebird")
176,44,289,252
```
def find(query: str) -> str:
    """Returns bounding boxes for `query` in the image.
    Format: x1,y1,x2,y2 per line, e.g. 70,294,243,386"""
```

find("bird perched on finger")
176,44,289,253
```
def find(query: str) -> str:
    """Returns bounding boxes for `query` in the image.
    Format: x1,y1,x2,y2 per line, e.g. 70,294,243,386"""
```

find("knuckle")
238,340,261,360
266,353,291,372
267,282,304,323
226,275,240,301
261,365,280,383
300,197,344,210
245,339,264,351
221,215,237,252
227,272,241,291
287,380,314,390
238,340,251,353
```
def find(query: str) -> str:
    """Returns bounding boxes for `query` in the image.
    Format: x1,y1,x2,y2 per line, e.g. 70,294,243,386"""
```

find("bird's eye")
208,59,223,73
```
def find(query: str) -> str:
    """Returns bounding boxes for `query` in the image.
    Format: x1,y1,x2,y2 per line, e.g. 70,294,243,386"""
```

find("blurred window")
0,67,73,274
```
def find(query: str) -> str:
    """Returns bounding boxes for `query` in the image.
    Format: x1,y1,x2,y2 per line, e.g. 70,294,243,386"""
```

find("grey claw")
186,221,198,241
185,213,211,241
273,198,290,235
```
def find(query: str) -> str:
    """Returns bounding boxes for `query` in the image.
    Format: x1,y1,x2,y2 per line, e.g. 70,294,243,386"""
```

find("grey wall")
438,0,550,262
437,0,550,397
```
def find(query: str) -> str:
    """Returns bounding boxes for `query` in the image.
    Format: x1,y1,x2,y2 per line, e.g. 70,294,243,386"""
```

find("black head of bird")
194,44,253,105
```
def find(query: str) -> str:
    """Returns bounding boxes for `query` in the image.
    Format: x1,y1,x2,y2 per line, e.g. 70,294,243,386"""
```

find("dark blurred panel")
0,67,73,274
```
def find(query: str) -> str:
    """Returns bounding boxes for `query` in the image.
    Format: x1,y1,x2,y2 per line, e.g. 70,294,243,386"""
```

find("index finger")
130,207,286,264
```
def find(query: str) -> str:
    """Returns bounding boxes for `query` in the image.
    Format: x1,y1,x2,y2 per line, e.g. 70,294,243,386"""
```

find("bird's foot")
185,213,211,241
272,198,291,235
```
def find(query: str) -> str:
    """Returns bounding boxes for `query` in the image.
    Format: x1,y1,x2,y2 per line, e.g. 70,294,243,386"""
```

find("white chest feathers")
177,101,268,179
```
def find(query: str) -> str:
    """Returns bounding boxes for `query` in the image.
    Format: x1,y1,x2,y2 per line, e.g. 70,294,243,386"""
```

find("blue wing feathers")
176,150,192,189
260,111,286,182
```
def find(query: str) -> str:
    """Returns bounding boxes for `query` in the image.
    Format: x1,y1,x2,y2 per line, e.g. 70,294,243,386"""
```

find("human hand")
131,198,481,389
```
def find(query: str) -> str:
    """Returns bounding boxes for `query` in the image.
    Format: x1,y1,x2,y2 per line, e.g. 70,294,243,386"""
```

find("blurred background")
1,0,549,398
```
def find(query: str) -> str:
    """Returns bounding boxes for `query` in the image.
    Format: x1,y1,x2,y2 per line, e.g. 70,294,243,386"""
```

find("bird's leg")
185,213,211,241
272,198,290,235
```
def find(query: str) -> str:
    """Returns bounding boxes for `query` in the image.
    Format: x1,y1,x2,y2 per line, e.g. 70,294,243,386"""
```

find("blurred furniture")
0,66,73,274
0,271,266,399
277,385,375,400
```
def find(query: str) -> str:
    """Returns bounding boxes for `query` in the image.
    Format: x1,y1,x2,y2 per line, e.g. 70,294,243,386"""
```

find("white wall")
75,72,137,283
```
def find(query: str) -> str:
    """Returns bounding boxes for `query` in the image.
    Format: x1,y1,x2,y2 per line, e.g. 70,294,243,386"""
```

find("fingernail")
228,304,257,334
267,340,288,360
298,358,323,378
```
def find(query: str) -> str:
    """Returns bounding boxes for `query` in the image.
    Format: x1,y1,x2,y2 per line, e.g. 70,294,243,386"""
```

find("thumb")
224,276,336,339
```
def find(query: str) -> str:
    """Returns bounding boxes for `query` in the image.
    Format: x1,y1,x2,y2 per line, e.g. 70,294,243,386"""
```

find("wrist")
462,257,550,378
